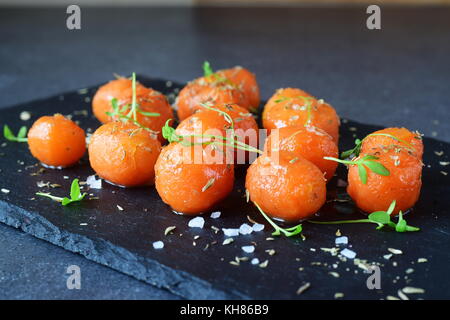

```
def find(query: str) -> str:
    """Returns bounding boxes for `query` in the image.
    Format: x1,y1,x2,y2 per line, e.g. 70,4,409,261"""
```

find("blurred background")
0,0,450,6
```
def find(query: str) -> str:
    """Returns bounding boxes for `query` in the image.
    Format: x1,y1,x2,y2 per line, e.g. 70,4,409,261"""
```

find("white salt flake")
152,241,164,249
20,111,31,121
251,258,260,265
242,245,255,253
86,175,102,189
335,236,348,245
239,223,253,235
210,211,221,219
340,248,357,259
222,228,239,237
1,188,10,194
252,223,265,232
188,217,205,229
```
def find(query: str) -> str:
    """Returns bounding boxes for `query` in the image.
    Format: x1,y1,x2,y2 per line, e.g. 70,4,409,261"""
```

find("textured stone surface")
0,78,449,299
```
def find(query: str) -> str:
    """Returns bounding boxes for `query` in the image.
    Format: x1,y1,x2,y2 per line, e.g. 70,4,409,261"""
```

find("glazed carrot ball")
176,73,251,121
361,127,423,159
262,88,340,143
28,114,85,168
263,88,313,113
155,142,234,215
216,66,260,110
88,122,162,187
92,77,173,142
264,126,338,181
176,103,259,162
246,154,326,222
92,77,143,123
347,148,423,215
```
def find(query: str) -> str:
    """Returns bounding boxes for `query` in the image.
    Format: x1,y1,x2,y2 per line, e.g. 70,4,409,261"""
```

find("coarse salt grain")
251,258,260,265
1,188,10,194
242,245,255,253
86,175,102,189
222,228,239,237
188,217,205,229
252,223,265,232
152,241,164,249
335,236,348,245
20,111,31,121
239,223,253,235
340,248,356,259
210,211,221,219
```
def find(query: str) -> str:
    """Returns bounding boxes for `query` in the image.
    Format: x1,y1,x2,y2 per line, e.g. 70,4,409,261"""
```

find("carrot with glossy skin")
155,142,234,215
347,147,423,215
246,154,326,222
88,122,162,187
216,66,260,110
92,77,174,143
175,63,258,120
176,80,250,121
264,126,338,181
176,103,259,162
28,114,85,168
262,88,340,143
361,127,423,159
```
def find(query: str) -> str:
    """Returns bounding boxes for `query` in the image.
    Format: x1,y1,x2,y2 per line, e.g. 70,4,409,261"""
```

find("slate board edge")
0,200,249,300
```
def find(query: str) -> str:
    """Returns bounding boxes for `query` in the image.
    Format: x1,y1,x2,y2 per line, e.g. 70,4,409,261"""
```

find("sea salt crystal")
251,258,260,265
188,217,205,229
252,223,265,232
239,223,253,235
86,175,102,189
222,228,240,237
340,248,356,259
242,245,255,253
20,111,31,121
210,211,221,219
152,241,164,249
335,236,348,245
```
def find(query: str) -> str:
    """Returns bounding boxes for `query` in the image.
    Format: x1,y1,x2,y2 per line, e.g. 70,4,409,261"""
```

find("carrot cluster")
16,63,424,229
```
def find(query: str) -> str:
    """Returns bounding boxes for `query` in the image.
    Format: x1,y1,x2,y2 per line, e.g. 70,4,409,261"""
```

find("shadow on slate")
0,76,449,300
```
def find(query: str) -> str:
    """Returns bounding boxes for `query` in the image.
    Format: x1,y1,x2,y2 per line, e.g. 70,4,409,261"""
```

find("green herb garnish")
105,72,160,130
3,125,28,142
324,155,390,184
340,133,416,159
309,200,420,232
253,202,303,237
162,103,263,155
203,61,214,77
36,178,86,206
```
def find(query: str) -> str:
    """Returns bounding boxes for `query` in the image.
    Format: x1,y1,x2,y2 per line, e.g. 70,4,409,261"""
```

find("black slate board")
1,77,449,300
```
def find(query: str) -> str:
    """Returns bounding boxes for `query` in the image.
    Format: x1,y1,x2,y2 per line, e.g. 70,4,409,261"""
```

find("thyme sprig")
3,125,27,142
324,155,390,184
203,61,214,77
36,178,86,206
309,200,420,233
341,133,416,159
253,202,303,237
105,72,160,130
162,104,263,155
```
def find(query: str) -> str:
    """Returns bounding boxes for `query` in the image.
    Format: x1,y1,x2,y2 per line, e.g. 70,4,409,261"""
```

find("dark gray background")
0,6,449,299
